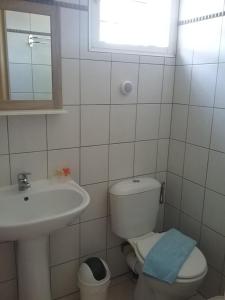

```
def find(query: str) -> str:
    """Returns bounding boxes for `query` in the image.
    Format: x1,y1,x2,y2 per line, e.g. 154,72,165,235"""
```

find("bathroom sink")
0,179,90,241
0,179,90,300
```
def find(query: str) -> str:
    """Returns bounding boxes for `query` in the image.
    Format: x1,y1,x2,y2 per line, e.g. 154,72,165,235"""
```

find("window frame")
89,0,179,57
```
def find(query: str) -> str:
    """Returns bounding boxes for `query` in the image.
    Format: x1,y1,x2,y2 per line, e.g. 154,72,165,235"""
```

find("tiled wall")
165,0,225,298
0,1,174,299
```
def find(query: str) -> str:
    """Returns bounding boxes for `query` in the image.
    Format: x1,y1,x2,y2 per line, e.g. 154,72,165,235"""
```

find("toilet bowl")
129,232,208,300
109,177,208,300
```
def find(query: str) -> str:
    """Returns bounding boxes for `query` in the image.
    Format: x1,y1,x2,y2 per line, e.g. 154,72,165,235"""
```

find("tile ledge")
0,109,68,116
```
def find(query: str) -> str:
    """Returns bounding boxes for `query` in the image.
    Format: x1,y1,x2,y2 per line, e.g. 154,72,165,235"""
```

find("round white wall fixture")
120,81,133,95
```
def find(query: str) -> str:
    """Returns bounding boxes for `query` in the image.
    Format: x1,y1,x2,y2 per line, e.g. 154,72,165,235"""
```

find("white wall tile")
187,106,213,147
30,14,50,34
9,64,33,93
168,140,185,176
110,105,136,143
170,104,188,141
200,266,221,298
159,104,172,139
48,148,80,183
50,225,79,266
203,189,225,236
193,19,222,64
180,214,201,242
81,105,109,146
10,151,47,184
7,33,31,64
60,8,79,58
164,204,180,230
162,65,175,103
80,145,108,185
8,116,46,153
81,182,108,222
107,247,129,278
176,24,194,65
181,180,204,221
0,155,10,187
207,150,225,195
79,251,107,265
56,0,79,3
10,93,33,101
0,117,9,155
200,226,225,272
173,65,192,104
62,59,80,105
190,64,217,107
0,280,17,300
140,56,164,65
47,106,80,150
155,204,165,232
219,18,225,62
134,140,157,175
111,62,138,104
157,139,169,172
0,243,16,282
111,53,139,63
211,109,225,152
107,218,124,248
31,36,51,65
80,218,107,256
215,64,225,108
59,293,79,300
138,64,163,103
34,93,52,101
166,173,182,209
51,260,79,299
109,143,134,180
32,65,52,94
136,104,160,140
183,144,208,185
80,60,111,104
5,11,30,31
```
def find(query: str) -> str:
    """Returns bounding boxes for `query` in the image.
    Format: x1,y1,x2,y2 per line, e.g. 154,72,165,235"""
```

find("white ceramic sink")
0,179,90,300
0,179,90,241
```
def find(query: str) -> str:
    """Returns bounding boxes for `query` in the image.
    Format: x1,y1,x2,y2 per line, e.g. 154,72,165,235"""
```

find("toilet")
109,177,207,300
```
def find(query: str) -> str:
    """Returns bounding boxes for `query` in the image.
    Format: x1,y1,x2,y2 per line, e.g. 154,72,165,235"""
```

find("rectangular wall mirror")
0,0,62,111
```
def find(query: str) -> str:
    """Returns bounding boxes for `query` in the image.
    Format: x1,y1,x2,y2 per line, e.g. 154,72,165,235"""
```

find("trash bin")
78,257,111,300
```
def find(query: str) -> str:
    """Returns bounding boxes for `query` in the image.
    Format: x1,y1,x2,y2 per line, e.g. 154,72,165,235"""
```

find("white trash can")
78,257,111,300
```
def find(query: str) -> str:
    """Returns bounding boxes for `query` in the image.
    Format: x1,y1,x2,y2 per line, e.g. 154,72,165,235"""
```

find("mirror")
6,11,52,101
0,1,62,111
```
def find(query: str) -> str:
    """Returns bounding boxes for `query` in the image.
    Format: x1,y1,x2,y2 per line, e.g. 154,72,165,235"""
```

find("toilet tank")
109,177,161,239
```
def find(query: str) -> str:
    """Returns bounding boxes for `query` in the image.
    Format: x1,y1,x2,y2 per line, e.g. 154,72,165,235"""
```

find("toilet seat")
128,231,207,283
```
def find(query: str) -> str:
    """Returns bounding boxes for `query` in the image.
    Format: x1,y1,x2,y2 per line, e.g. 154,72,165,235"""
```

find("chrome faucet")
17,172,31,191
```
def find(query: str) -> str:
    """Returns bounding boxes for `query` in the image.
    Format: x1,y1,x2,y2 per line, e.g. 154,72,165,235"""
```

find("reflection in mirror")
5,10,52,101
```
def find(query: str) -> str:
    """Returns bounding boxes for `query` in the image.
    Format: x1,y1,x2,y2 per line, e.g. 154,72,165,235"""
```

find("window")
89,0,179,56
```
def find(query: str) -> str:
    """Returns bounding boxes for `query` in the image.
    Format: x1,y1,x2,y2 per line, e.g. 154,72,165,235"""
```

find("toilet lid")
135,232,207,280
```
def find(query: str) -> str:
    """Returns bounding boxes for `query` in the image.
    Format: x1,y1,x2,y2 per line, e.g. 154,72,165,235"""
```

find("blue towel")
143,229,196,284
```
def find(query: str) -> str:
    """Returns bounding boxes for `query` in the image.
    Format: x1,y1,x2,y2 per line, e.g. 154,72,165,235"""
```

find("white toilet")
109,177,207,300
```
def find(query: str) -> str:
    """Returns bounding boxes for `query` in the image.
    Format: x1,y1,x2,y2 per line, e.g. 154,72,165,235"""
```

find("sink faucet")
17,172,31,191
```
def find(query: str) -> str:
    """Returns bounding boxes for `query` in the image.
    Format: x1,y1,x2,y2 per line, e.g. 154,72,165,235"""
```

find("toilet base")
134,273,203,300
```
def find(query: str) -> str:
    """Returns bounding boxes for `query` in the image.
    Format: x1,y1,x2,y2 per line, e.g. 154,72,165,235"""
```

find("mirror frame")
0,0,62,110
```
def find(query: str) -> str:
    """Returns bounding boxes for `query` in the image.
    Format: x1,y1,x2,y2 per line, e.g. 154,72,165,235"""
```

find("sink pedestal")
17,236,51,300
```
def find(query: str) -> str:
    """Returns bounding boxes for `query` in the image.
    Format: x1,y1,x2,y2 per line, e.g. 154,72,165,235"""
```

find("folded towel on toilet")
143,228,196,284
